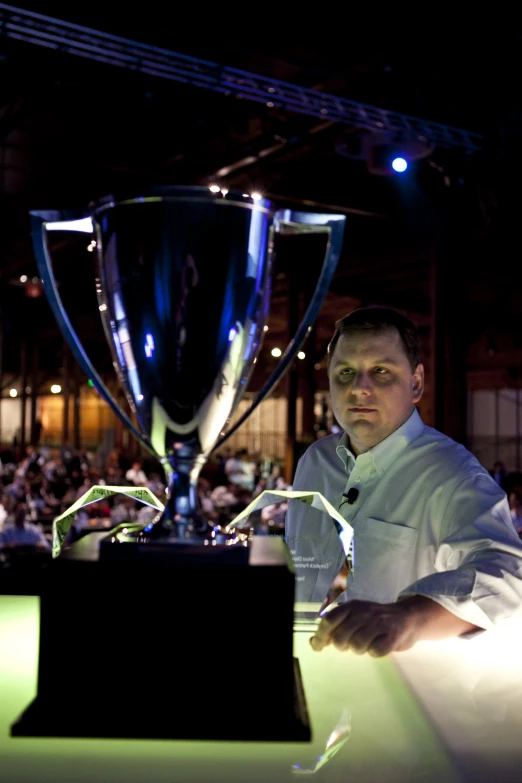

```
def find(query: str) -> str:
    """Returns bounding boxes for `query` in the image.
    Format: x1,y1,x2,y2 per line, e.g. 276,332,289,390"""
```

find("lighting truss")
0,3,483,154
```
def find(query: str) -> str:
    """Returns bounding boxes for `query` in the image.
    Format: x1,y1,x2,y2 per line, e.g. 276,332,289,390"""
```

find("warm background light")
297,351,306,360
50,384,62,394
9,389,17,398
271,347,282,358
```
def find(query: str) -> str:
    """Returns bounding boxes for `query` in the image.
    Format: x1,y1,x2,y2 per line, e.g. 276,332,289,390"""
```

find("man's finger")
331,621,383,655
310,605,343,649
309,616,332,650
367,633,394,658
311,602,361,650
317,601,356,631
309,633,330,651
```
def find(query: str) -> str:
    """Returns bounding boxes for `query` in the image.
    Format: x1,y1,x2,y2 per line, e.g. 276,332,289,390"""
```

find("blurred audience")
0,442,293,555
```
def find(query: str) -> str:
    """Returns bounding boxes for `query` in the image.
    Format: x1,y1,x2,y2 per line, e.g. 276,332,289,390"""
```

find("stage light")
9,389,17,398
297,351,306,359
51,384,61,394
391,157,408,173
271,347,282,357
359,131,433,176
367,145,411,175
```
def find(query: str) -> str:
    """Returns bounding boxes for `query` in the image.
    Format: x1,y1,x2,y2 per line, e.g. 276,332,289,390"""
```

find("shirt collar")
336,407,425,473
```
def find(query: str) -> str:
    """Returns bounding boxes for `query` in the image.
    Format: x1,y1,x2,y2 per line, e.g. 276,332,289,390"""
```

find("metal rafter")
0,4,483,154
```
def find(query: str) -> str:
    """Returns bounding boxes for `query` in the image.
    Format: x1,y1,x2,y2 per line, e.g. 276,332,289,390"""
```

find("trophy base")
10,533,310,743
11,656,309,742
99,532,250,565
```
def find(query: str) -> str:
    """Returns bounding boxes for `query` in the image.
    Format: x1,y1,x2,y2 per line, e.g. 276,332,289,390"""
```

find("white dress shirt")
285,409,522,630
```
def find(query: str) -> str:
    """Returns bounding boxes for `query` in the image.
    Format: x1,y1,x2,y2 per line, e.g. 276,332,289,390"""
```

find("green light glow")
0,596,455,781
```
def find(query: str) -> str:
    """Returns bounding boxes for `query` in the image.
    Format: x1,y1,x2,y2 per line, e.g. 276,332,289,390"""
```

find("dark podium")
10,533,310,742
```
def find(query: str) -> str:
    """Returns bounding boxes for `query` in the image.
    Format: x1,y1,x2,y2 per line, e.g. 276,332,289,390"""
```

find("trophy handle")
30,211,155,456
212,210,346,452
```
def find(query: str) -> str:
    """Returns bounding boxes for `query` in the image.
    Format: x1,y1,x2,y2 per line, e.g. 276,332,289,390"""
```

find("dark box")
11,533,310,742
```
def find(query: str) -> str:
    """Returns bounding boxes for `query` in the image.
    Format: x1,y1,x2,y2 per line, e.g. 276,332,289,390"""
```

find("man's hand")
311,595,480,657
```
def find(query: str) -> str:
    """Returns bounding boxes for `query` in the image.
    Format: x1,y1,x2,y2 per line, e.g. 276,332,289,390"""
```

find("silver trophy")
11,186,346,742
30,186,346,545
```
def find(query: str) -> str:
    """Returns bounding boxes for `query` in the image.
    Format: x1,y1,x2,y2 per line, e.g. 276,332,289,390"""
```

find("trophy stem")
137,444,210,542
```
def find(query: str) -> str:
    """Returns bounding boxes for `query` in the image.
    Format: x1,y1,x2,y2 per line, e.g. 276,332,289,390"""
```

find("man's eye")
339,368,354,376
374,367,388,374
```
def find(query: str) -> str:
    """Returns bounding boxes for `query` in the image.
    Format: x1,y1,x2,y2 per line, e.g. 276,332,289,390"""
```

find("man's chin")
345,419,376,433
344,421,380,448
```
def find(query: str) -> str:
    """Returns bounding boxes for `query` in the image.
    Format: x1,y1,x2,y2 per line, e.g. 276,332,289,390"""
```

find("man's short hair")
327,306,421,372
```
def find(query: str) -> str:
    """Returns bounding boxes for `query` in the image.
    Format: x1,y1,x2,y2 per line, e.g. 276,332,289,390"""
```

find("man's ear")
412,363,424,404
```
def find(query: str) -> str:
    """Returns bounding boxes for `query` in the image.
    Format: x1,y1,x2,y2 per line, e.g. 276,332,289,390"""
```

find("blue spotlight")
391,157,408,173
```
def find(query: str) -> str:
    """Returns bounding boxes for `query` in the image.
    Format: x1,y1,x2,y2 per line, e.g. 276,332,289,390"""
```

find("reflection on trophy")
11,186,346,742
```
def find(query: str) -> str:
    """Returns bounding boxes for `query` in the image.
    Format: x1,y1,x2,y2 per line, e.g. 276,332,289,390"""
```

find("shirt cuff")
397,587,492,636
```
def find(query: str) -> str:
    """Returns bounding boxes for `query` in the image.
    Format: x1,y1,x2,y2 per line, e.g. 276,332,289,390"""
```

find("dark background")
0,6,521,449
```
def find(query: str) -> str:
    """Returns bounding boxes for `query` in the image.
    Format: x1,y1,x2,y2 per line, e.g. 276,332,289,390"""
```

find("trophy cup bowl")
12,186,345,742
30,186,346,548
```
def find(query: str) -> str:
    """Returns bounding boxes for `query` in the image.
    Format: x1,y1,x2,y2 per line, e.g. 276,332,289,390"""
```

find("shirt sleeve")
398,472,522,630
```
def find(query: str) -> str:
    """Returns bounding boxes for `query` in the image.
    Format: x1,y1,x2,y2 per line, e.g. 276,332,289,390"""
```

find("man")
489,460,508,490
0,502,50,550
285,307,522,658
125,460,148,487
224,449,256,491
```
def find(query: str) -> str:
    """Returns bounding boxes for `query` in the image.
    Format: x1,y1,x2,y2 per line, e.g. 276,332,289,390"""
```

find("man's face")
328,328,424,455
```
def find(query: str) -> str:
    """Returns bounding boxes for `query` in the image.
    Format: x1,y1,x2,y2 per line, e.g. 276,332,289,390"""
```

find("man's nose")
350,372,373,394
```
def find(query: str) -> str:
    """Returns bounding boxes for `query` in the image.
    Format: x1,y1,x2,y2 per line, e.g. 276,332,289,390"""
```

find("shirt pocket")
349,518,418,604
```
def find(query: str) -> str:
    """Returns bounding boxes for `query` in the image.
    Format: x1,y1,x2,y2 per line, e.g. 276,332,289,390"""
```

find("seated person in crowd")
134,492,166,528
286,307,522,658
110,495,139,526
225,449,256,491
5,476,26,504
508,490,522,535
147,472,165,496
210,482,238,513
0,502,50,550
125,460,148,486
0,493,14,527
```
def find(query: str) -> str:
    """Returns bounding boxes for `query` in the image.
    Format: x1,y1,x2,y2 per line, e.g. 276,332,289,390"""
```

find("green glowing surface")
0,596,457,783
